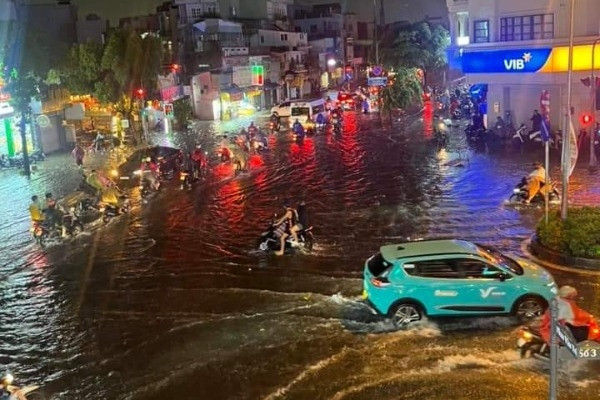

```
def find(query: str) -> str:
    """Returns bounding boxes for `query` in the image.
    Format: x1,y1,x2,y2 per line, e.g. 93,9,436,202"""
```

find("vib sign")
462,44,600,74
462,48,552,73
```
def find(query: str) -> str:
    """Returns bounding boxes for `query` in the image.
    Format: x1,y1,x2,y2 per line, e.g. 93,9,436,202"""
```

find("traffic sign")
554,323,578,359
368,77,387,87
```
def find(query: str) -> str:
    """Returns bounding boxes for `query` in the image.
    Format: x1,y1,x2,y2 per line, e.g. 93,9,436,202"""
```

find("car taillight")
370,277,390,288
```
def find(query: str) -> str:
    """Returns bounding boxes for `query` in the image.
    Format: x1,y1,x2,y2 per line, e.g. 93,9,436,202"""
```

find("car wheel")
390,303,423,327
513,296,546,320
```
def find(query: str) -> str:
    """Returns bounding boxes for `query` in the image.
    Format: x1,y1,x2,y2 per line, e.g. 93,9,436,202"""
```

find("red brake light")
370,277,390,288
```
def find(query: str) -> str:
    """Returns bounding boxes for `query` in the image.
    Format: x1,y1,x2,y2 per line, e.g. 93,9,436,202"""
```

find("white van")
289,99,327,132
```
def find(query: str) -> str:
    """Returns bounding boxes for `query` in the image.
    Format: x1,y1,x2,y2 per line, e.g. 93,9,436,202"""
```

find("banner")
540,90,550,142
562,117,579,177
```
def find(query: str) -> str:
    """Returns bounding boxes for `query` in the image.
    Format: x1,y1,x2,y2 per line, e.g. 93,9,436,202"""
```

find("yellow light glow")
540,44,600,73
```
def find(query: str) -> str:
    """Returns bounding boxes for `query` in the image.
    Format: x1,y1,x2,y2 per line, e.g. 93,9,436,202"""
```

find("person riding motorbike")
274,201,299,256
289,200,308,245
100,185,127,212
292,119,305,139
85,169,106,196
269,113,280,131
539,285,595,344
248,122,258,136
316,112,326,129
43,192,62,228
524,162,546,204
191,145,207,178
29,195,45,225
140,157,160,190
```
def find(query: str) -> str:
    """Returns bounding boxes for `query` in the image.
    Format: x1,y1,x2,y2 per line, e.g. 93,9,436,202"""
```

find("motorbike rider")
72,142,85,167
29,195,45,225
289,200,308,246
43,192,62,228
472,112,485,131
191,145,207,178
316,112,326,128
274,201,299,256
269,113,280,130
539,285,595,344
292,119,305,137
524,162,546,204
530,109,542,134
248,121,258,136
140,157,160,191
85,169,106,197
101,185,127,212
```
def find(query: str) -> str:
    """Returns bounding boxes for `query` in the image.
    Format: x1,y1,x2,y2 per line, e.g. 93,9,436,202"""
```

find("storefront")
461,44,600,132
220,87,244,120
0,104,35,157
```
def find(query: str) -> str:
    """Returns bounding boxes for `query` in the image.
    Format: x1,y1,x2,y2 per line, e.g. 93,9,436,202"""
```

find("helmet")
558,285,578,299
282,199,292,209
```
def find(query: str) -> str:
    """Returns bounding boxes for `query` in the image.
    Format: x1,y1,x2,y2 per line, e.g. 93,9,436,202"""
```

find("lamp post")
590,38,600,169
561,0,576,220
373,0,379,65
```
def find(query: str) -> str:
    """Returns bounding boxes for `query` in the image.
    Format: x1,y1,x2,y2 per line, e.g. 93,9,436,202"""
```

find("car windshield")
476,244,524,275
291,107,310,116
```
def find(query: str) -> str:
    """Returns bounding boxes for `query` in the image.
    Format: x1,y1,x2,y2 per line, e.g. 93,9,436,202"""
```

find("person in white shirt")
525,162,546,203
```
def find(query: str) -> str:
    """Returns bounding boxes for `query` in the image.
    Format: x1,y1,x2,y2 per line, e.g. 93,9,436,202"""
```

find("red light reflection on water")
423,100,433,137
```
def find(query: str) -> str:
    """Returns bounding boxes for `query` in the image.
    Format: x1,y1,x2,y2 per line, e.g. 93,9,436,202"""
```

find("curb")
521,238,600,276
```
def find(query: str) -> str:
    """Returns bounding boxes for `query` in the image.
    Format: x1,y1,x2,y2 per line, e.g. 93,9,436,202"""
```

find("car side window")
282,102,290,107
454,259,503,279
406,259,461,279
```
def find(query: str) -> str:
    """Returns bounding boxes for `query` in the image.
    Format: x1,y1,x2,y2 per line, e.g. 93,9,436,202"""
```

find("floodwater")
1,108,600,400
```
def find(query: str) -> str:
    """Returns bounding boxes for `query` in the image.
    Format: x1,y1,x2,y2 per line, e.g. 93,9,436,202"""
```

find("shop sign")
462,48,552,73
0,101,14,117
36,115,51,128
160,86,183,102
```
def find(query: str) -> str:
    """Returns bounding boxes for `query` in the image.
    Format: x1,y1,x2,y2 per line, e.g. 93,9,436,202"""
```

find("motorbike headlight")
110,169,119,178
4,373,14,385
133,170,142,176
513,188,520,193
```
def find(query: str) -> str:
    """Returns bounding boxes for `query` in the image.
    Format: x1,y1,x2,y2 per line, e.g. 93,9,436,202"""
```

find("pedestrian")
72,142,85,167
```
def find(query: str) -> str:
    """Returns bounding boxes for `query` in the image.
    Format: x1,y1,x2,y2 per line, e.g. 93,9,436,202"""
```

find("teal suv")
363,240,557,326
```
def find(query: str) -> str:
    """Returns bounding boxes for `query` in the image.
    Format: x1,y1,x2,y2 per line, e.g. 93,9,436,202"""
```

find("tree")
1,65,43,176
383,22,450,85
173,99,193,129
379,67,423,126
61,41,104,94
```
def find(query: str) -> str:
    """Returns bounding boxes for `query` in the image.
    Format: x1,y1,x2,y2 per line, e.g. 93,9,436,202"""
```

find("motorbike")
29,150,46,162
512,124,545,147
331,117,342,134
464,124,486,144
508,177,561,204
30,221,60,247
517,318,600,360
257,217,314,253
268,121,280,134
433,120,449,146
99,196,130,223
0,372,44,400
180,171,192,190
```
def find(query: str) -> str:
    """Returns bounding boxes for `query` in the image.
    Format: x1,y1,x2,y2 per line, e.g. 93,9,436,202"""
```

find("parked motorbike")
508,177,561,204
0,372,44,400
512,124,545,147
257,217,314,253
29,150,46,162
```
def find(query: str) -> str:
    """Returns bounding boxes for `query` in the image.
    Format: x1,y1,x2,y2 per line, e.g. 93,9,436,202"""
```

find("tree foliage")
383,22,450,82
379,67,423,122
61,30,163,111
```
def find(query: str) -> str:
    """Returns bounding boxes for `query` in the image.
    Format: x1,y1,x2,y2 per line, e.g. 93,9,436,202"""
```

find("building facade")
447,0,600,132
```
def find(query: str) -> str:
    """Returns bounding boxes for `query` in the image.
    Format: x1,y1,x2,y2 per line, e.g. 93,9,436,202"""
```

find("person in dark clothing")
530,109,542,133
472,112,485,130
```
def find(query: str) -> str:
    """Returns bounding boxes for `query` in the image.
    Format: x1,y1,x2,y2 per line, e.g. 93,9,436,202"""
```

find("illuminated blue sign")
462,48,552,73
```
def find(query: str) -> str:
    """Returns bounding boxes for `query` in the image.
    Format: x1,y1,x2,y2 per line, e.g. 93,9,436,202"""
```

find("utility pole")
590,38,599,169
373,0,379,65
561,0,575,220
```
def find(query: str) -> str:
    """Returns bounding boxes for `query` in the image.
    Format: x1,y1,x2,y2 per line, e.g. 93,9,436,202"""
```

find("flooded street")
1,108,600,400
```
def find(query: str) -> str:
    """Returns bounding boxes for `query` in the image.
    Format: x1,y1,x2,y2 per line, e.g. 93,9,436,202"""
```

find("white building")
174,0,220,24
249,29,308,49
220,0,293,20
447,0,600,132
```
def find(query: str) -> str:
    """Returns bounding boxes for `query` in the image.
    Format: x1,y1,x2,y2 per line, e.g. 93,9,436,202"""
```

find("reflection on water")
0,111,599,399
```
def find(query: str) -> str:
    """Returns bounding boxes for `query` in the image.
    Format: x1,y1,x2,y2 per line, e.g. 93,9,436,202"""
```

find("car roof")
380,239,480,262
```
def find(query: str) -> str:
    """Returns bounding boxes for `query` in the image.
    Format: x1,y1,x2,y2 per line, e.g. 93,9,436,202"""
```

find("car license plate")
517,338,527,348
361,289,367,300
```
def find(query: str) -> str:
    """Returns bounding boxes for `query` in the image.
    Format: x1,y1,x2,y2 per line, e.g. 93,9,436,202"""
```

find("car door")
452,258,514,313
403,256,468,316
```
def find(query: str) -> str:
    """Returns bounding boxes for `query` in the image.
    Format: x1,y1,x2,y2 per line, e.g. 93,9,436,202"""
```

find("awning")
221,86,244,102
263,82,280,89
